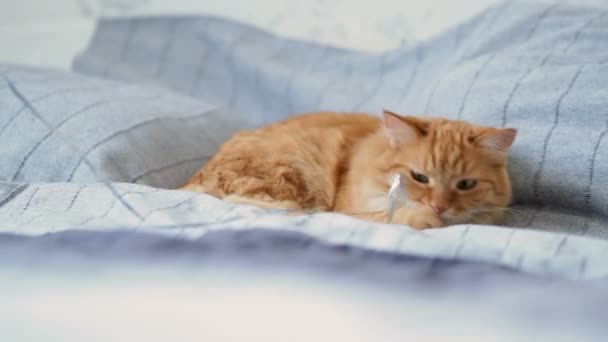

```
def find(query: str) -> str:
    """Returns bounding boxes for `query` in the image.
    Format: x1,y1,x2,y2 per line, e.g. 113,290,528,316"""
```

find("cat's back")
184,112,381,208
255,111,380,136
225,112,380,152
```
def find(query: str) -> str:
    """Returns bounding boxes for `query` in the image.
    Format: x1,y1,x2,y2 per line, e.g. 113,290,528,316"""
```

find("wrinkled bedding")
3,1,608,339
2,0,608,278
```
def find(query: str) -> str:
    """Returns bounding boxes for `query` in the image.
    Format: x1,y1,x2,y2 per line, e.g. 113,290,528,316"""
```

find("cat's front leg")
392,206,443,230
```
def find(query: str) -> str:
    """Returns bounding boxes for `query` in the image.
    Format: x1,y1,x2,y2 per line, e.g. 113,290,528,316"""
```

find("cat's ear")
477,128,517,156
382,109,427,148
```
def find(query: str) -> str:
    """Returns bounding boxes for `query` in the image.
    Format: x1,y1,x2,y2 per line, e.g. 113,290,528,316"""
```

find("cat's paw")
393,207,443,230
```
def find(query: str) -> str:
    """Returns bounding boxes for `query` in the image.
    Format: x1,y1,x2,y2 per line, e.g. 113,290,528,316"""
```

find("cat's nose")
430,205,446,215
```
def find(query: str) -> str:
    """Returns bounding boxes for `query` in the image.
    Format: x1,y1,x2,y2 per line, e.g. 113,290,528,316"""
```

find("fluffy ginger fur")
181,110,516,229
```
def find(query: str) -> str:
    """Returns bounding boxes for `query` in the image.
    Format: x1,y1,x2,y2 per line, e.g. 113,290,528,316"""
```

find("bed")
2,0,608,340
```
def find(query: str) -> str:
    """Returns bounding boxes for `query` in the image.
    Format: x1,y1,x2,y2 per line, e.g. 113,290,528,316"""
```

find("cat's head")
379,110,516,225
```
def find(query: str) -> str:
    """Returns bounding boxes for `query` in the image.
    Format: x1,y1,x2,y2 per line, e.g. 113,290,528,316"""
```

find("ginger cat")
181,110,516,229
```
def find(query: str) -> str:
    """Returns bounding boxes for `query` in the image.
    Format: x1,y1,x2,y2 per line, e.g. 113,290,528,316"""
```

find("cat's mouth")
399,201,498,226
437,208,479,225
408,202,463,225
441,214,465,226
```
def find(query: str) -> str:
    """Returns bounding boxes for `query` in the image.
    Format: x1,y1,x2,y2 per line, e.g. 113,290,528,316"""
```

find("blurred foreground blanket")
2,1,608,339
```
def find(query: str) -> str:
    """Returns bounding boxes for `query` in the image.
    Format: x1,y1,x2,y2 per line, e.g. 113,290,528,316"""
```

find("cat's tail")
180,183,208,193
181,184,317,215
223,195,328,219
222,194,302,210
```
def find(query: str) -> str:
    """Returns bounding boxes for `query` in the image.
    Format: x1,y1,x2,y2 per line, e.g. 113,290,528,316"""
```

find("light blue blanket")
4,1,608,338
73,0,608,238
2,0,608,310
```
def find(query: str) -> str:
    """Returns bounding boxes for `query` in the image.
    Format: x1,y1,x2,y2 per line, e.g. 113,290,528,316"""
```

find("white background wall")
0,0,500,70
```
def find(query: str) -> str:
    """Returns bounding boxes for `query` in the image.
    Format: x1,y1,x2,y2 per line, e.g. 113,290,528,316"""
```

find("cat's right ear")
382,109,423,148
477,128,517,156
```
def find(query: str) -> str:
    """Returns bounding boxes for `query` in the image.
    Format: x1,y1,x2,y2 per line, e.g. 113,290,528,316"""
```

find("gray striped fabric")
0,65,248,188
73,1,608,237
2,0,608,280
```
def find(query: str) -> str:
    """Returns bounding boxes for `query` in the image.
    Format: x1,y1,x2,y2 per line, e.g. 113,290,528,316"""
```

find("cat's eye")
457,179,477,190
410,170,429,184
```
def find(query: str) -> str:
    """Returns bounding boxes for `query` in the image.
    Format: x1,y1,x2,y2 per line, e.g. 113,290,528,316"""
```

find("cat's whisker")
393,198,415,207
336,186,390,198
337,186,387,193
473,206,525,215
495,206,526,214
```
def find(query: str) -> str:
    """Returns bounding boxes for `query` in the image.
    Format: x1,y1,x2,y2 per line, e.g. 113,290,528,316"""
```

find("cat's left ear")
477,128,517,156
382,109,428,148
